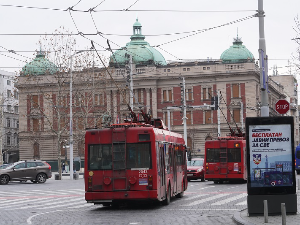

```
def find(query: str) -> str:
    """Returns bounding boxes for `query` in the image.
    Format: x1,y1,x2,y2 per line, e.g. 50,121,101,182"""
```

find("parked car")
187,158,205,181
0,160,52,185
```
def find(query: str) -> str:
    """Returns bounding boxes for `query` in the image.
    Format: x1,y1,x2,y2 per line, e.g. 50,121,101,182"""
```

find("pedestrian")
62,162,65,173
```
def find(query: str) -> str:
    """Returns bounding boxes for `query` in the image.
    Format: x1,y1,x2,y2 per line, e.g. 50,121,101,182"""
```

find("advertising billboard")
246,117,295,195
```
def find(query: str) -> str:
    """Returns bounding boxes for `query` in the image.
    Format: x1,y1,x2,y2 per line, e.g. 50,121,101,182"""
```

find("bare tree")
17,28,109,180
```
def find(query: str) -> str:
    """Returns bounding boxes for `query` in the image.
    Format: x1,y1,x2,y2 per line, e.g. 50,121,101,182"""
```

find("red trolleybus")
85,118,188,206
204,135,247,184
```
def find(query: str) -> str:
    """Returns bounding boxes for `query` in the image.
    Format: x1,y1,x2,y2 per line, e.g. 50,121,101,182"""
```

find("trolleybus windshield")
206,148,241,163
88,143,151,170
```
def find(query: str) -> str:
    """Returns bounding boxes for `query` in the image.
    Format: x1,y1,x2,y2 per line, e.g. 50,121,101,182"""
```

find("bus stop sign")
275,99,289,114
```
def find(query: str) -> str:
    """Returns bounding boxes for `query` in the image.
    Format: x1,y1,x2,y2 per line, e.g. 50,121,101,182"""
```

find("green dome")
22,52,58,76
109,19,167,67
220,37,254,64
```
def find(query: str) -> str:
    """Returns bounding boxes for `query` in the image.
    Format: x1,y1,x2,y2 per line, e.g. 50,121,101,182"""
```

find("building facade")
0,70,19,163
16,20,298,169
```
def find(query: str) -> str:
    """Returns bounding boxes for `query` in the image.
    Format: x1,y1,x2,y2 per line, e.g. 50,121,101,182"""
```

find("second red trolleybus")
204,130,247,184
85,114,188,207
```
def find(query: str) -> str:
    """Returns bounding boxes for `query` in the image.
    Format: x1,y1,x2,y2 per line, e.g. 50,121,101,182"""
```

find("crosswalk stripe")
235,200,247,205
182,193,230,206
182,194,208,201
211,193,247,205
0,197,52,209
17,197,81,209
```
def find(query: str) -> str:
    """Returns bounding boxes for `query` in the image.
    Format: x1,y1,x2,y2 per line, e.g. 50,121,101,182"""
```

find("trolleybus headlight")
197,168,202,172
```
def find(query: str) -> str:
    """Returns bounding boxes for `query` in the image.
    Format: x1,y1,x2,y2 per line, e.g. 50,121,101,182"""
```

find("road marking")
211,193,247,205
182,194,208,201
27,210,63,225
0,198,51,208
17,197,78,209
182,193,230,206
39,199,86,209
235,200,247,205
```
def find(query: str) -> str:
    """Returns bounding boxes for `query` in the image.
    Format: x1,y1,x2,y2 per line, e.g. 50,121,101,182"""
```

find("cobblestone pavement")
0,179,248,225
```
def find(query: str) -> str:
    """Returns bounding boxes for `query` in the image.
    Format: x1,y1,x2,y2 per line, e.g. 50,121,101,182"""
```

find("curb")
233,209,256,225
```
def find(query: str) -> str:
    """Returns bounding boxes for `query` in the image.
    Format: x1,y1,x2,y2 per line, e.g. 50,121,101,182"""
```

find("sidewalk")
233,189,300,225
50,172,84,180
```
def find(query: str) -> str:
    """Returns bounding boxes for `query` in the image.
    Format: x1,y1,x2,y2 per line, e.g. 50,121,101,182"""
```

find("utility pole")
258,0,269,117
180,77,187,144
128,55,134,110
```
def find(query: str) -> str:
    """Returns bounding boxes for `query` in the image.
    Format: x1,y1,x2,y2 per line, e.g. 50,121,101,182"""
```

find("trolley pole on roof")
258,0,269,117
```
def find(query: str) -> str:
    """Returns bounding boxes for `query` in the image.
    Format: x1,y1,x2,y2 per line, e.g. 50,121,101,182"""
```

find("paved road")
0,179,247,225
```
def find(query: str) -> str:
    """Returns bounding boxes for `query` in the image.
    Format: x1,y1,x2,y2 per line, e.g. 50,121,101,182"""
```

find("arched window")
33,142,40,159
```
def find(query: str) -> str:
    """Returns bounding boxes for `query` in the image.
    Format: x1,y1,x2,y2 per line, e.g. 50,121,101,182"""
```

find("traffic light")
180,82,184,104
211,96,218,110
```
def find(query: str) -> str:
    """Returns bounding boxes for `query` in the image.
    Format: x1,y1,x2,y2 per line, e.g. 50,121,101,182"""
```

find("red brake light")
88,177,93,191
148,175,153,190
45,162,51,170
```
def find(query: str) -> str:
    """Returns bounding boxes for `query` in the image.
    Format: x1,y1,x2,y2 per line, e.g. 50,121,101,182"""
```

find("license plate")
187,174,193,176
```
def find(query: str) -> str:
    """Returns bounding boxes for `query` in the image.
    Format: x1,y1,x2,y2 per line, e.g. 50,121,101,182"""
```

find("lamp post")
69,50,85,180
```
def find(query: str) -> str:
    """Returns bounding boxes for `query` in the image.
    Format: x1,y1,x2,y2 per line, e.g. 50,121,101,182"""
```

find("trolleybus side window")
206,148,220,163
88,144,112,170
126,143,151,169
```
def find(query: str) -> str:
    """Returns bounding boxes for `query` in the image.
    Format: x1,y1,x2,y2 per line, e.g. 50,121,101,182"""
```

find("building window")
7,80,11,85
183,68,186,71
16,120,19,128
186,111,192,125
162,89,172,102
186,88,193,101
203,67,206,70
205,110,212,124
33,118,39,131
233,109,240,123
207,67,210,70
14,90,18,99
33,142,40,159
187,68,190,71
32,95,39,109
14,106,18,113
7,105,11,112
208,88,212,99
164,112,169,127
133,89,143,103
7,90,11,98
7,136,11,146
203,88,206,100
7,119,10,127
167,69,170,72
232,84,239,98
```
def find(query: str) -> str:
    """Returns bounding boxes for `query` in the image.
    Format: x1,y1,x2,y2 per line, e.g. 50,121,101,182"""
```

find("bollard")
281,203,286,225
264,200,268,223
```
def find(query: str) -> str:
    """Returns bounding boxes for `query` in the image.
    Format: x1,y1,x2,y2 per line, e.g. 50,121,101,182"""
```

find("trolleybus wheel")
163,185,171,205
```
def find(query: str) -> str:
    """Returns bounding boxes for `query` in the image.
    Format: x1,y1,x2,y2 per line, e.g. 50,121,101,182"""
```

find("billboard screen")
246,117,295,195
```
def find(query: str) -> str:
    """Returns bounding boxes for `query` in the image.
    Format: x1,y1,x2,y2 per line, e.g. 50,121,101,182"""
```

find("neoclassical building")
17,19,299,170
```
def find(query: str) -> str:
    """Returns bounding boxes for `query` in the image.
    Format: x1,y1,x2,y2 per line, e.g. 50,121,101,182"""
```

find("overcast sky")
1,0,299,77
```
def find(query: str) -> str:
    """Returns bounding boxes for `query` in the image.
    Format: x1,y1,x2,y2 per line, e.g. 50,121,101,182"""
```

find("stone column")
152,87,157,118
112,90,118,123
146,88,150,114
106,90,111,115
